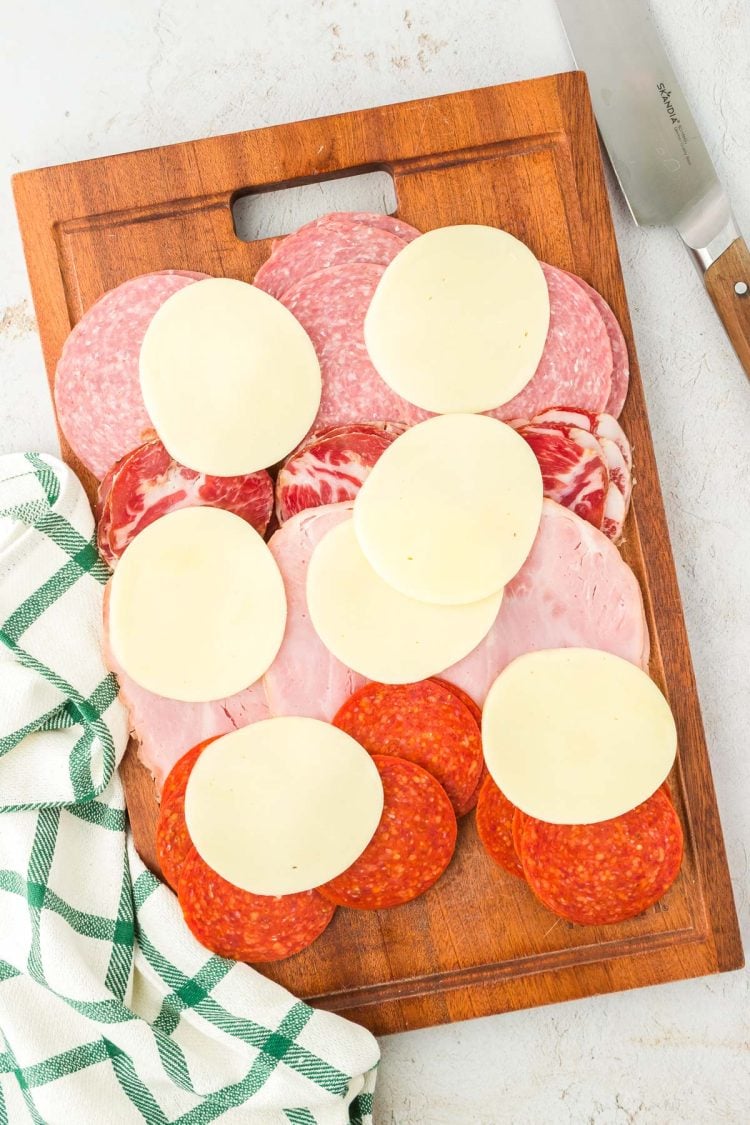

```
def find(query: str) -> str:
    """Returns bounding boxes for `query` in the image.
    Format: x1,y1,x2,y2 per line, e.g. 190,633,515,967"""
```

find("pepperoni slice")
155,739,216,890
511,809,526,865
515,422,608,529
178,849,335,962
275,425,399,523
97,439,273,566
475,776,525,880
333,680,483,814
516,789,683,925
318,755,457,909
430,678,485,815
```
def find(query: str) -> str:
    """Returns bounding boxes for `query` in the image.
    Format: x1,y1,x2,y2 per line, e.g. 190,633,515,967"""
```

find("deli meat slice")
318,755,457,910
564,270,630,418
179,849,336,962
97,438,274,565
516,789,683,925
309,211,422,243
492,264,613,422
279,263,429,432
515,422,608,529
264,502,366,720
443,499,649,705
254,215,406,301
275,422,404,523
54,270,209,479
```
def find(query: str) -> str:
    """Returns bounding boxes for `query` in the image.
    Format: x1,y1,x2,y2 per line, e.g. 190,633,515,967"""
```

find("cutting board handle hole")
231,170,398,242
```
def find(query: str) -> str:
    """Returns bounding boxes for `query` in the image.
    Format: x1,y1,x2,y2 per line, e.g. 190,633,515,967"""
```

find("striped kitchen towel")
0,452,379,1124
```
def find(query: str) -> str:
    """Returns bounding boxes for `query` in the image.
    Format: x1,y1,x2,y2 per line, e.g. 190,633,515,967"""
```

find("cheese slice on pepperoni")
364,224,550,413
140,277,321,476
482,648,677,824
109,507,286,702
307,519,503,683
184,719,384,895
354,414,543,605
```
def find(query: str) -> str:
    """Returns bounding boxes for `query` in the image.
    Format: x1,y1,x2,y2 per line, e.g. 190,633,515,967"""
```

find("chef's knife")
556,0,750,380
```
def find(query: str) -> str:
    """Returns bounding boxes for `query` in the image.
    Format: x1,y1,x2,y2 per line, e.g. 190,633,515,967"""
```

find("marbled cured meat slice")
54,270,209,479
264,503,366,720
599,436,633,543
318,755,457,909
564,270,630,418
516,789,683,925
515,422,608,529
179,849,335,962
97,439,273,566
275,423,402,524
493,264,613,422
279,263,429,432
443,500,649,705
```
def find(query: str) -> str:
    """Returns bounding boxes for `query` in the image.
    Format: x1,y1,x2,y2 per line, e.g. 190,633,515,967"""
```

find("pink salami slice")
280,263,429,432
264,502,366,721
310,211,422,243
54,270,209,479
443,499,649,705
515,423,608,529
493,264,613,422
275,423,401,523
97,438,273,566
254,218,406,301
564,270,630,417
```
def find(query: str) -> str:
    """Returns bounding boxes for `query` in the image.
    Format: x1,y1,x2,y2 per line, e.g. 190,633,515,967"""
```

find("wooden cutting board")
13,72,743,1037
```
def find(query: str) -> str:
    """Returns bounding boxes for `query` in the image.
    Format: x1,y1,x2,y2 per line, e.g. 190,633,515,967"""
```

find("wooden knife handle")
703,237,750,379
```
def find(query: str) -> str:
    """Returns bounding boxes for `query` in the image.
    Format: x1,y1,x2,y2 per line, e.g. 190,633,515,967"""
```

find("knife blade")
556,0,750,380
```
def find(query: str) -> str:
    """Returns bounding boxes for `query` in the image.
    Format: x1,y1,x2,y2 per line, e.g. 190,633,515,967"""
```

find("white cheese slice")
307,519,502,683
184,719,384,895
139,277,321,475
353,414,543,605
108,507,286,702
482,648,677,824
364,224,550,413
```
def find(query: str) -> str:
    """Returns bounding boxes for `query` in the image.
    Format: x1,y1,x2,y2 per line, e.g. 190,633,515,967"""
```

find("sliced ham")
264,502,366,720
443,499,649,705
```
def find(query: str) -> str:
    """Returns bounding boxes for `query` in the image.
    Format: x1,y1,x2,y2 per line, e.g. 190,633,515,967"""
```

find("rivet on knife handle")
702,237,750,381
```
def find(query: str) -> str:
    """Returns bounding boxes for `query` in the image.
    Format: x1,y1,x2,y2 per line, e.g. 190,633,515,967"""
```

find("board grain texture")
13,72,743,1037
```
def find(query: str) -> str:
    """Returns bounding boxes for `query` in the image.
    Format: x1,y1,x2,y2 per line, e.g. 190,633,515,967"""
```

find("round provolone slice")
354,414,543,605
184,719,384,895
139,277,321,475
364,225,550,413
109,507,286,702
482,648,677,824
307,520,503,683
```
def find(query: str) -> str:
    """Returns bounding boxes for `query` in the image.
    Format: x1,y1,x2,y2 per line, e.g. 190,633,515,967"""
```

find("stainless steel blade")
556,0,737,262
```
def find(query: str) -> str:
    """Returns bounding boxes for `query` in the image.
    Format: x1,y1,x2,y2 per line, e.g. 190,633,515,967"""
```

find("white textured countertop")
2,2,748,1121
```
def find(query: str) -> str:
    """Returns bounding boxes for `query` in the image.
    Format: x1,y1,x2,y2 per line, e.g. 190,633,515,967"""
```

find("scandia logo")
657,81,681,127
